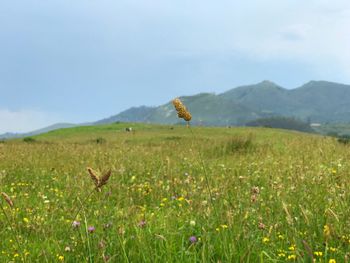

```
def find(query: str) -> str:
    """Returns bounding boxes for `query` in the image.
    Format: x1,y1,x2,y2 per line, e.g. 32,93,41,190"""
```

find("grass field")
0,122,349,262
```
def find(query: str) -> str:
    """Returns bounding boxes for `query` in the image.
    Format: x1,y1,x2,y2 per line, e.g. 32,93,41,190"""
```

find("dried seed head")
88,167,100,187
1,192,13,207
87,167,112,190
251,186,260,194
100,170,112,187
172,98,192,122
251,194,257,203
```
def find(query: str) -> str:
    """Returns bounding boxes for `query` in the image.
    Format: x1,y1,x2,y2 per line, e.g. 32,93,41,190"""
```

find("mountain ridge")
2,80,350,139
97,80,350,126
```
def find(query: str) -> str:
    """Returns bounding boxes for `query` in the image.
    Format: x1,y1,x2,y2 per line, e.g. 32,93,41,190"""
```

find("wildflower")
262,237,269,243
288,245,296,251
329,247,337,252
314,251,323,257
72,221,80,228
172,98,192,122
138,220,147,228
329,259,336,263
23,217,29,223
189,236,197,244
258,222,266,230
88,226,95,233
190,220,196,226
287,254,296,260
58,255,64,261
324,224,331,237
64,246,71,252
177,196,185,202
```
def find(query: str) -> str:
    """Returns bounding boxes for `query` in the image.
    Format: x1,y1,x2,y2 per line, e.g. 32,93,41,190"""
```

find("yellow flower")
324,224,331,237
262,237,269,243
58,255,64,261
314,251,323,257
177,197,185,202
329,259,336,263
23,217,29,223
288,245,296,251
287,254,296,260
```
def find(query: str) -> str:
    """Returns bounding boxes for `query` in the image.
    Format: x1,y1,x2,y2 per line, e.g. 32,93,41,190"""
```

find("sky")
1,0,350,133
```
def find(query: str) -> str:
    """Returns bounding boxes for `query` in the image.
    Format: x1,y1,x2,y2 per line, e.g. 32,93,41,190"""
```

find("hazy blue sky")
1,0,350,133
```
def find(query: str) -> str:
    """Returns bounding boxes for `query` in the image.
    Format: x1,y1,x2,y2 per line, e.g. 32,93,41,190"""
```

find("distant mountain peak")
259,80,278,86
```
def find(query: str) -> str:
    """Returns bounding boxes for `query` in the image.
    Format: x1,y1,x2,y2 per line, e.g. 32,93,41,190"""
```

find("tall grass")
0,122,347,262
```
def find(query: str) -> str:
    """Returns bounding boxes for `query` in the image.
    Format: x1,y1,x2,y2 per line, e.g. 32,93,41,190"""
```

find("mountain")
97,80,350,126
0,123,77,139
290,81,350,122
3,80,350,139
96,106,157,124
97,93,259,126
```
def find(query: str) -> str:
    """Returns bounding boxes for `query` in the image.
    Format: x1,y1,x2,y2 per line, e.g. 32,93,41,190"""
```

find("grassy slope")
0,123,348,262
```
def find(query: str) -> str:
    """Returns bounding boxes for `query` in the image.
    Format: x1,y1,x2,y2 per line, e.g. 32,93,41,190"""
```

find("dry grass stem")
1,192,13,208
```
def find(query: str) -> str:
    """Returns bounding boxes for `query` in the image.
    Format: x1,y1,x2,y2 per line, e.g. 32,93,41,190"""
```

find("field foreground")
0,123,349,262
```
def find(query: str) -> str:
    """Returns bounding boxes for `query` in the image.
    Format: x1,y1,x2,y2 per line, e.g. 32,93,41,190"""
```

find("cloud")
0,109,60,134
1,0,350,122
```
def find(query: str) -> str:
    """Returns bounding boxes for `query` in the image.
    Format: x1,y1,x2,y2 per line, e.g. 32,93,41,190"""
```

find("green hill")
97,80,350,125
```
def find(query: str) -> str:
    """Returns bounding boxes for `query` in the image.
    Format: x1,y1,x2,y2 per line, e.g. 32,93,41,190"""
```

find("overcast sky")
1,0,350,133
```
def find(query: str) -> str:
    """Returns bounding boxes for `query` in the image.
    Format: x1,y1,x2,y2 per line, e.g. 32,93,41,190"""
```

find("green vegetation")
246,116,314,133
0,122,348,262
22,137,36,143
313,123,350,137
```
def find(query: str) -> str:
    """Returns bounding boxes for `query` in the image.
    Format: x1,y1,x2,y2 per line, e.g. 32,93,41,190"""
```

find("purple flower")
72,221,80,228
189,236,197,244
138,220,147,228
88,226,95,233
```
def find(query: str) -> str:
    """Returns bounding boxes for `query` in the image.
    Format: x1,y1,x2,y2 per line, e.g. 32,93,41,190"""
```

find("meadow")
0,122,349,262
